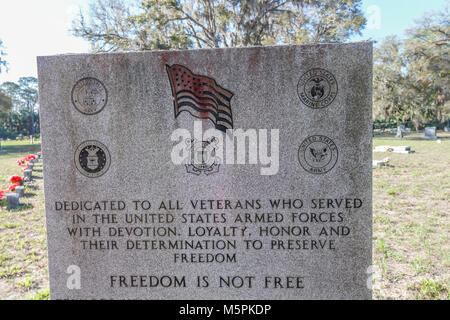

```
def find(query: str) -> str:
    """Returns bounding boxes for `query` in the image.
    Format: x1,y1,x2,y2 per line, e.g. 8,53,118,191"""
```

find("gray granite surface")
38,42,372,299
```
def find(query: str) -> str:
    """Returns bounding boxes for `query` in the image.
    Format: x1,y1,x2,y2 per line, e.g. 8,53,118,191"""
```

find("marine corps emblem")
297,68,338,109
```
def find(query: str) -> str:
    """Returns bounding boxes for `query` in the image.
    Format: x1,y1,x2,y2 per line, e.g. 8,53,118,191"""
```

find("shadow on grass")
0,144,41,157
373,165,396,170
23,192,36,198
373,134,450,141
401,136,450,141
8,203,33,211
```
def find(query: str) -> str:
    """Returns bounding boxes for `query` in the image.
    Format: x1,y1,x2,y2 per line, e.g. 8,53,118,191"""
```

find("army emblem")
297,68,337,109
75,140,111,178
298,135,338,174
71,77,107,115
184,137,220,175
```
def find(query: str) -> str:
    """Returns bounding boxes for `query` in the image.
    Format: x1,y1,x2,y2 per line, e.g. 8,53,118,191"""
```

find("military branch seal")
74,140,111,178
297,68,337,109
298,135,338,174
71,77,108,115
184,137,220,175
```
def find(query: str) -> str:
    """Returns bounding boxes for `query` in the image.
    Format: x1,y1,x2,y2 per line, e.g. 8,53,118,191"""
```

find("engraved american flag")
166,64,233,132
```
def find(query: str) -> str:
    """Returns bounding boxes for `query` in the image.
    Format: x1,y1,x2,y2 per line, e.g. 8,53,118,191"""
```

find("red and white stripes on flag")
166,64,233,132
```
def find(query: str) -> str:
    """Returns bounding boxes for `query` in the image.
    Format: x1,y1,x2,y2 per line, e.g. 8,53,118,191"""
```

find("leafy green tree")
0,38,12,121
0,39,7,73
0,82,22,110
72,0,366,52
0,77,39,136
373,36,406,122
0,90,12,122
373,5,449,128
18,77,39,134
0,78,38,111
404,5,449,122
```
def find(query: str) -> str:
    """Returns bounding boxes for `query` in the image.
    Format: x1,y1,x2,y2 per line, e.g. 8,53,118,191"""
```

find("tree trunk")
29,101,34,135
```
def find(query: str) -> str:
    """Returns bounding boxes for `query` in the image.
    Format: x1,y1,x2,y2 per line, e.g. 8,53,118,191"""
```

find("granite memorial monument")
38,42,373,300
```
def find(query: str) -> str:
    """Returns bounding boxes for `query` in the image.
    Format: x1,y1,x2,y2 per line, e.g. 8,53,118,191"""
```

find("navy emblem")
297,68,337,109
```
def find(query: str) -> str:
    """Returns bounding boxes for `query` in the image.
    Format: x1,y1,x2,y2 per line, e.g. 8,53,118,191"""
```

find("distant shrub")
0,127,16,139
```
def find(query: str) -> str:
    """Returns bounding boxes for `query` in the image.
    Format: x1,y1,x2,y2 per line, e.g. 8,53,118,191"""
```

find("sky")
0,0,448,84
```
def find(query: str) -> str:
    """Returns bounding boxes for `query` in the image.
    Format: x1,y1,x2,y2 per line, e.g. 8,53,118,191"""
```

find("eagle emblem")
310,78,325,100
309,147,328,162
297,68,338,109
299,135,338,174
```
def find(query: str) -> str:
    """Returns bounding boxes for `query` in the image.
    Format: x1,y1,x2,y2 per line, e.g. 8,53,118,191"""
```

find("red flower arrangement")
16,153,38,168
8,175,23,184
5,152,41,200
25,154,36,161
6,182,20,192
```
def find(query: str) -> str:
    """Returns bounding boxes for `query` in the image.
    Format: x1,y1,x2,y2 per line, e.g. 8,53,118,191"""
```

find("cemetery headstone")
23,170,32,182
38,42,373,300
396,126,403,138
15,186,25,197
372,160,387,168
422,127,437,139
374,145,414,154
7,193,19,209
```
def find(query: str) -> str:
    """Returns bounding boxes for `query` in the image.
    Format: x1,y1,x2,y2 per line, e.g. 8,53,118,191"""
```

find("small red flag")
166,64,233,132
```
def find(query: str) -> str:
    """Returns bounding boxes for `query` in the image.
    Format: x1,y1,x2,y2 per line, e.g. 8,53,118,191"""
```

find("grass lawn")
0,133,449,300
0,139,48,300
372,132,449,299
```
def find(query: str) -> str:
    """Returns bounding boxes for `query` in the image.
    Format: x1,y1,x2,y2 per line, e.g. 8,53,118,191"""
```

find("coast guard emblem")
185,137,220,175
